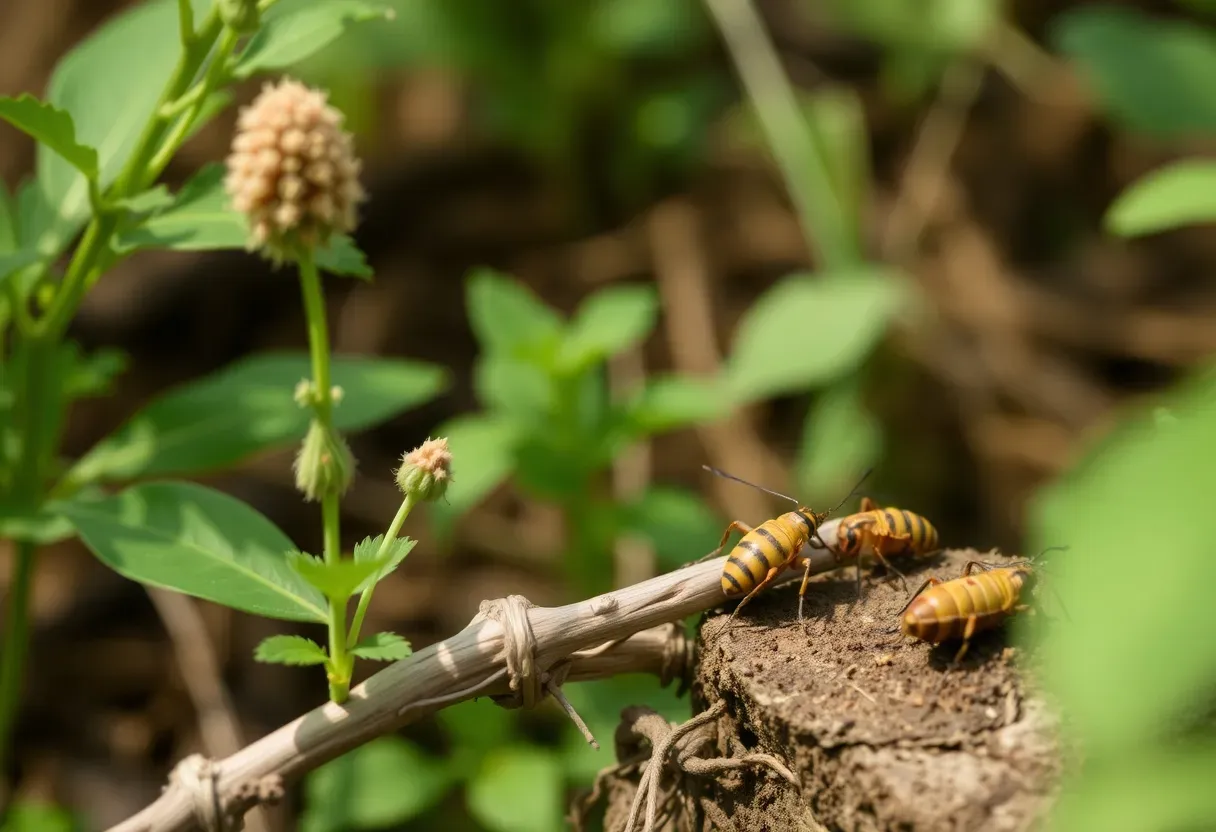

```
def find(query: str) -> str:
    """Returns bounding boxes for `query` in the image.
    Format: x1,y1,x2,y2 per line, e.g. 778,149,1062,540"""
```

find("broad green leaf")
58,481,328,622
288,551,392,601
467,746,564,832
70,352,446,483
620,486,722,569
1047,742,1216,832
1028,366,1216,754
0,95,98,180
302,737,453,832
0,800,77,832
235,0,393,78
114,163,370,277
351,535,415,593
473,354,553,418
254,634,329,665
590,0,709,58
114,185,175,216
796,380,882,507
429,413,521,524
1052,7,1216,138
557,285,658,371
623,374,725,435
63,346,128,400
0,508,78,546
0,250,42,289
350,632,412,661
37,0,192,255
726,268,904,403
466,267,564,359
1105,159,1216,236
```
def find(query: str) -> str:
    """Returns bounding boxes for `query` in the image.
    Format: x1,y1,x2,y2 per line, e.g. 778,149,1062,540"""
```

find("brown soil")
597,549,1061,831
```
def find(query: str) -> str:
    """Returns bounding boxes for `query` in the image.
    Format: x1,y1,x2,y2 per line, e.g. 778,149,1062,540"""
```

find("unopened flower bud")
394,437,452,503
294,420,355,501
224,78,366,261
218,0,260,33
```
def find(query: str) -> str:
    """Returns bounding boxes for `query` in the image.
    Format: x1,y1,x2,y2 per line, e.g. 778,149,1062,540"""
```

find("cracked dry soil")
604,549,1062,832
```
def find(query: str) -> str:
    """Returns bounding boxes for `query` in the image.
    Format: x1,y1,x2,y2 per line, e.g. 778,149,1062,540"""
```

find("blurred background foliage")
2,0,1216,829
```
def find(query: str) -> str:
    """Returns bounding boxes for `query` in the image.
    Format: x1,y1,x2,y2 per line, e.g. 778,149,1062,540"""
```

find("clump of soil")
594,549,1061,831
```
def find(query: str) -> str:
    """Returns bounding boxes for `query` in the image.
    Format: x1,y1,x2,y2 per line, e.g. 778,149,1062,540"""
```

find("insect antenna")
829,467,874,514
1031,546,1071,621
702,465,800,505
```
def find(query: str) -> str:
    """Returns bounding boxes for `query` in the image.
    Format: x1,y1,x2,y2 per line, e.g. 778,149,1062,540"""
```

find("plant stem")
0,541,36,777
297,251,349,701
701,0,860,270
347,495,416,651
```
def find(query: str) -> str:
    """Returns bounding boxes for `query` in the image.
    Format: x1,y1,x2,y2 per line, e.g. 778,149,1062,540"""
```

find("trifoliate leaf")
287,550,392,601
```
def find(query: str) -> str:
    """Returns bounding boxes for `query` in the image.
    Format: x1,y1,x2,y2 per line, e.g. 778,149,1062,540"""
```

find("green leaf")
796,380,882,507
350,632,412,661
70,352,446,484
0,800,77,832
235,0,393,79
351,535,415,593
316,233,372,279
254,634,329,666
725,268,904,403
0,250,42,289
1105,159,1216,236
557,285,658,371
590,0,710,58
58,481,328,622
35,0,187,255
467,745,564,832
466,267,565,359
620,486,722,569
1052,7,1216,138
429,413,520,524
437,698,516,756
0,95,98,180
288,551,392,601
473,354,553,418
1028,366,1216,755
114,185,175,216
302,737,454,832
623,374,725,435
63,346,128,401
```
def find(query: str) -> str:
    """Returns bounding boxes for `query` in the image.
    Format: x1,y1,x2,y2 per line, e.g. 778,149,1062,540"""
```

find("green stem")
296,253,333,421
0,542,36,777
347,495,416,651
321,495,348,702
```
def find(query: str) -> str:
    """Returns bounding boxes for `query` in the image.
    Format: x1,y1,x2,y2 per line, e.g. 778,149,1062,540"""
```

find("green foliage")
1027,366,1216,831
796,380,882,507
233,0,394,79
255,635,329,666
467,745,565,832
59,481,327,622
351,535,416,593
1105,159,1216,237
0,95,99,182
0,800,77,832
288,551,393,601
301,736,454,832
1052,6,1216,138
349,632,412,661
725,267,905,404
68,352,445,484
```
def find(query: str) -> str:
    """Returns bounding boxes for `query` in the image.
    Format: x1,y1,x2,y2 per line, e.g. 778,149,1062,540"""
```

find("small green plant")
0,0,451,800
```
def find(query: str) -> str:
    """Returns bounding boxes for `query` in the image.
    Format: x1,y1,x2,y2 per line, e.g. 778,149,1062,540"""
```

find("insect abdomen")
901,571,1017,642
720,516,802,597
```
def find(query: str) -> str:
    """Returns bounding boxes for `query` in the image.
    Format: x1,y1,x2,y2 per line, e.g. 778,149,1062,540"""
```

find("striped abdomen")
720,512,810,597
836,506,939,559
901,569,1026,643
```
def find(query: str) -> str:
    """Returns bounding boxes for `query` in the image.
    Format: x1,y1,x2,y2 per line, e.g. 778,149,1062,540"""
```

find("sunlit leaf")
429,413,521,526
235,0,393,78
302,737,454,832
1106,159,1216,236
0,799,77,832
466,268,564,360
620,486,722,569
254,634,329,666
1028,366,1216,754
70,352,445,483
59,481,327,622
288,551,392,601
351,535,415,593
796,380,882,506
0,95,99,180
467,746,564,832
726,268,904,403
1053,6,1216,137
557,284,658,371
623,374,725,435
350,632,412,661
473,354,553,419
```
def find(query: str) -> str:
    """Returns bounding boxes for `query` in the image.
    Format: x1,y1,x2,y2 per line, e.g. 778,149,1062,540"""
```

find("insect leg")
893,576,943,624
797,557,814,620
687,521,755,566
725,566,783,630
932,615,978,697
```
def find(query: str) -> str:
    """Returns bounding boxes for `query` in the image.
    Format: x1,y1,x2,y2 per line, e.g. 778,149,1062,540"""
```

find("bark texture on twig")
107,534,847,832
589,548,1061,831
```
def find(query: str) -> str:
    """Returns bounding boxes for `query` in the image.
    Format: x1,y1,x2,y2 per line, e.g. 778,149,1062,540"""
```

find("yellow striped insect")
832,497,941,597
897,549,1066,686
706,466,869,626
